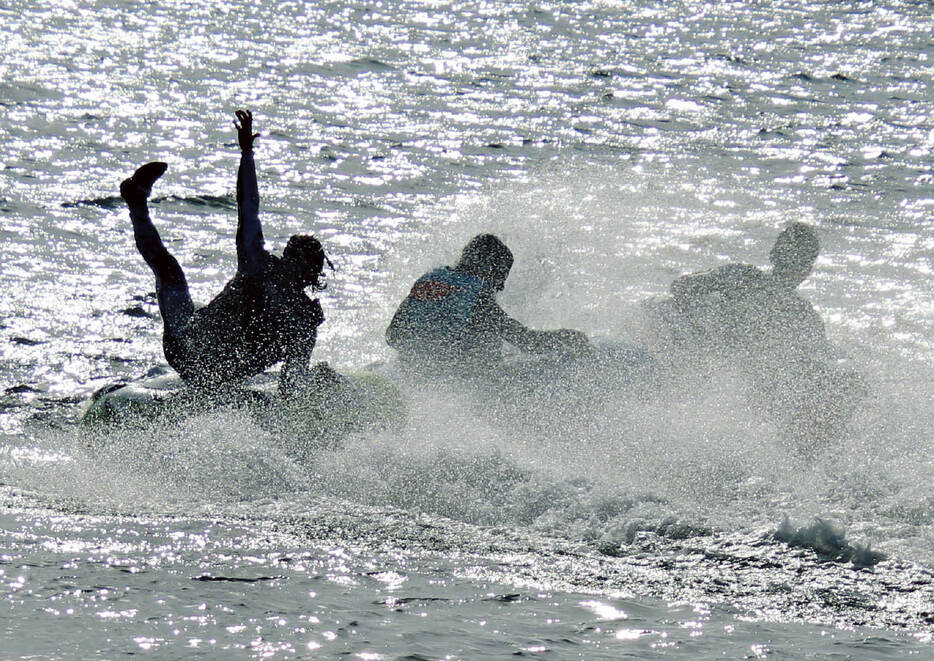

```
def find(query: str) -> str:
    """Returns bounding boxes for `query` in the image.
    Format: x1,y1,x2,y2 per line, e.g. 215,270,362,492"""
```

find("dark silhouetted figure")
657,223,864,454
386,233,590,378
120,110,330,396
668,222,828,359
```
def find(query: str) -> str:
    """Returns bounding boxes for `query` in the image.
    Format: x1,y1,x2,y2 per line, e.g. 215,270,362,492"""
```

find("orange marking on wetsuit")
410,280,461,301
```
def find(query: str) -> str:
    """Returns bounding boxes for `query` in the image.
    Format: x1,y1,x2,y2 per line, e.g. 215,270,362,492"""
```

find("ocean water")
2,0,934,658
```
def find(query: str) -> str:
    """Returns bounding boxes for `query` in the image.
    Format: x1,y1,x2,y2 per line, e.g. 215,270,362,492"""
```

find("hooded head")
769,222,819,289
454,233,514,291
282,234,329,289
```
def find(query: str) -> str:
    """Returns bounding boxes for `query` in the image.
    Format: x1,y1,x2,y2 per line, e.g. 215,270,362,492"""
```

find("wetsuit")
387,267,580,376
667,262,863,450
127,150,323,394
669,263,829,361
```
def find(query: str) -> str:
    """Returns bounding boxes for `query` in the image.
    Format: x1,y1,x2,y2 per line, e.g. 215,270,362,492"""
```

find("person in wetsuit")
668,222,829,360
662,222,864,452
120,110,330,396
386,233,590,378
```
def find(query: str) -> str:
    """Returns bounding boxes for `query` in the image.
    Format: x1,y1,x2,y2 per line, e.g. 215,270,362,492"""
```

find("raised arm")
235,109,265,276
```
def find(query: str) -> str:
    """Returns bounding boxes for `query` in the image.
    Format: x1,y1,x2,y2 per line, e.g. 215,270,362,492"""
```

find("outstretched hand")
549,328,593,358
234,109,259,151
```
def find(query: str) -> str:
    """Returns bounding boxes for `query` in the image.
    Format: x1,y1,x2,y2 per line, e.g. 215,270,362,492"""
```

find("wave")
121,305,155,319
10,336,45,346
774,515,886,568
193,573,285,583
8,401,934,632
347,57,395,72
61,195,123,210
789,72,859,84
161,194,236,209
5,384,43,395
713,53,750,65
62,193,236,211
296,57,396,77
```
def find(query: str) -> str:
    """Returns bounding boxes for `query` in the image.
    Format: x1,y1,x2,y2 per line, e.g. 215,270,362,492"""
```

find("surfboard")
80,364,406,449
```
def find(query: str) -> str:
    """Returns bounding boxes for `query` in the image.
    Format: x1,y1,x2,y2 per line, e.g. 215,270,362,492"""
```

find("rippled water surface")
2,0,934,657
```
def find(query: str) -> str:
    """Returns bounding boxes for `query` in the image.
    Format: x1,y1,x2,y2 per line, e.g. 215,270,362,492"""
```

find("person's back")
166,252,324,388
667,223,829,362
387,234,590,378
658,223,863,452
670,266,825,362
386,265,491,371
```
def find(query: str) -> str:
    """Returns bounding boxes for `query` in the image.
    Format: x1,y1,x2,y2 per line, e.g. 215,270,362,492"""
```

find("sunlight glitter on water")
2,1,934,658
579,599,629,621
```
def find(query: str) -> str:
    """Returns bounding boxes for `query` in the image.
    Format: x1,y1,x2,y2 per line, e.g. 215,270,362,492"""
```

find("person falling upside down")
386,233,591,378
120,109,332,397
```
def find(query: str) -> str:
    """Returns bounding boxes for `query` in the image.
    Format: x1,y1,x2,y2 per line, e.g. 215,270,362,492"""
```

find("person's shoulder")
760,274,813,301
679,262,763,281
412,265,453,283
266,252,299,283
674,262,765,294
715,262,765,279
289,292,324,327
432,266,490,295
474,289,506,323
